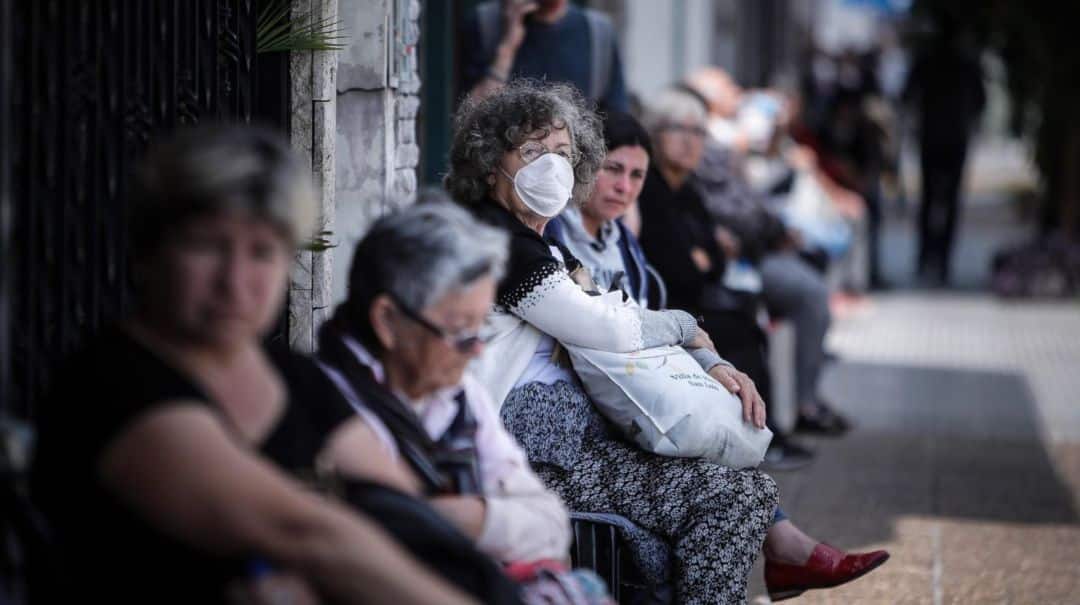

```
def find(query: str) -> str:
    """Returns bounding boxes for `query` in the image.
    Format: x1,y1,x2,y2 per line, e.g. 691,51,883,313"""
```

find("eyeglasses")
658,123,708,138
518,140,579,166
387,291,491,353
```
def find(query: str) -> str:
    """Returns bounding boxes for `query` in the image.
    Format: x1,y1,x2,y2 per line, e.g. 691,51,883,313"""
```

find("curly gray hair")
443,80,605,207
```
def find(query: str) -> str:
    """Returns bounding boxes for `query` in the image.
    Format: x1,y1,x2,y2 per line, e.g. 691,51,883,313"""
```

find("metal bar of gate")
0,0,11,417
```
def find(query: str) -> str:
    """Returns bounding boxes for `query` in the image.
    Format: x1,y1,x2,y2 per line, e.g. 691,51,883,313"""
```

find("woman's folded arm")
503,262,699,352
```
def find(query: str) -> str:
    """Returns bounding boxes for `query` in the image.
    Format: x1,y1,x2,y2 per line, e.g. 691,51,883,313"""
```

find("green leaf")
301,230,338,252
256,1,348,54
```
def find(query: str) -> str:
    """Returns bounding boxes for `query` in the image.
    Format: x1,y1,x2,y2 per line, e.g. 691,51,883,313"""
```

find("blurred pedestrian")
30,125,479,605
460,0,628,112
904,15,986,285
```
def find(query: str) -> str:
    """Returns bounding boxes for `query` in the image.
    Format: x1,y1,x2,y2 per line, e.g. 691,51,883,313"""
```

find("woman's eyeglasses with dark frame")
386,291,491,353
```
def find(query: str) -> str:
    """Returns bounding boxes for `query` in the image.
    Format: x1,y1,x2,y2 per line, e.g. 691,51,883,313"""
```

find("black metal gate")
4,0,290,421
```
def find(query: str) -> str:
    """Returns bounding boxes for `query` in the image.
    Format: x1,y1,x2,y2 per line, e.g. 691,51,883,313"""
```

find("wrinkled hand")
708,365,767,429
785,144,818,172
831,188,865,219
500,0,539,52
690,246,713,273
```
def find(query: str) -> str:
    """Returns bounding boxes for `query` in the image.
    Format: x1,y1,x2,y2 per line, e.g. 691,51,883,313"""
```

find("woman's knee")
689,467,780,520
756,471,781,515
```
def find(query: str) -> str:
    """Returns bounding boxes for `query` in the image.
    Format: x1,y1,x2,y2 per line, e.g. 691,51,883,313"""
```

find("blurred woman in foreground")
30,125,477,604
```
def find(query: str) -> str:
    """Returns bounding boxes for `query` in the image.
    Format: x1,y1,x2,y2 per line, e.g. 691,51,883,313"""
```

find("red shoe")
765,543,889,601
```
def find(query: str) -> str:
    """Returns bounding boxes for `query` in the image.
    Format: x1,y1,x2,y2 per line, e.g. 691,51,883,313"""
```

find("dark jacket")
637,165,726,313
694,142,789,261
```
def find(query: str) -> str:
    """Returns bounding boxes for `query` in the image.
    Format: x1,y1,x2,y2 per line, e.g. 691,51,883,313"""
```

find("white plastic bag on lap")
563,293,773,469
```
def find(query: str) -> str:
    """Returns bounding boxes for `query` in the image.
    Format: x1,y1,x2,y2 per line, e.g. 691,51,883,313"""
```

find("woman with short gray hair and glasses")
317,199,611,603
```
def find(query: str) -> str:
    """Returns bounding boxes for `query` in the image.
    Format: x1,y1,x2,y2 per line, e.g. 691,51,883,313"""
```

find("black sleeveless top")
30,327,355,604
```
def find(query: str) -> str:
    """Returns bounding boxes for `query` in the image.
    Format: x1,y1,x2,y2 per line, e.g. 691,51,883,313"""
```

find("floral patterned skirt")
503,380,779,605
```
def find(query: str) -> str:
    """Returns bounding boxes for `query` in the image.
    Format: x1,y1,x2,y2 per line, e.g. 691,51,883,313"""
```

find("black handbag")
336,478,523,605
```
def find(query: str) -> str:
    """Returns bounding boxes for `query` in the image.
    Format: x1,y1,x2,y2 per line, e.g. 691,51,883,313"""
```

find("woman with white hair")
316,200,570,563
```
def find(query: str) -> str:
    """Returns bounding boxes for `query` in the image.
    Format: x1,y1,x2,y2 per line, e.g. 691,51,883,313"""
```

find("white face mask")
500,153,575,218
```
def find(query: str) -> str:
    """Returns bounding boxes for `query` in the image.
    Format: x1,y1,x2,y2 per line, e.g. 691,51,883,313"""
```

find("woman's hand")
499,0,539,54
708,365,767,429
831,187,865,219
690,246,713,273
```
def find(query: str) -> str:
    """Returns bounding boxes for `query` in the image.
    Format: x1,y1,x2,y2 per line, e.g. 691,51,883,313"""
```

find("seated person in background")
461,0,628,111
29,125,479,605
635,88,822,464
445,80,888,603
645,81,852,438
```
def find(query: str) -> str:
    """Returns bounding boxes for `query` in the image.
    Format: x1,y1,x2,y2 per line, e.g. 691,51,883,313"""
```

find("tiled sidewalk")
748,293,1080,604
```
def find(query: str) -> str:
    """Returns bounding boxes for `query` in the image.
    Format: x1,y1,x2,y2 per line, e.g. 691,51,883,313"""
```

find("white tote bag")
564,292,773,469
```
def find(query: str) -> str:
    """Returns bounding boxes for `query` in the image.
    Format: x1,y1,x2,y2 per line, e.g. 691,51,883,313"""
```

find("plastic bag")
564,293,772,469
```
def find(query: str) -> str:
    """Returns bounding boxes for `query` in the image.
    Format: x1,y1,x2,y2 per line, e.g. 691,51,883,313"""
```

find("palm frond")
301,230,338,252
257,1,347,54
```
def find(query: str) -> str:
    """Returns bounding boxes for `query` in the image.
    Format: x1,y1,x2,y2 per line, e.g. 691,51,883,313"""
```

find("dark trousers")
865,181,884,286
918,139,969,282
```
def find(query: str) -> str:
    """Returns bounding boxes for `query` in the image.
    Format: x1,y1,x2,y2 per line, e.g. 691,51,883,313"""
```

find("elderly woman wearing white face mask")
444,80,781,604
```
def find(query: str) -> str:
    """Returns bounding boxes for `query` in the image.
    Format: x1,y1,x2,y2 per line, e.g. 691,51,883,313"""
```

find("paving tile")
940,522,1080,574
740,281,1080,604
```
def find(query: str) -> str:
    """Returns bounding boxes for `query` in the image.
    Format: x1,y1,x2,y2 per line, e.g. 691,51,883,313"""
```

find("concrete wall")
622,0,714,102
287,0,421,350
289,0,339,353
616,0,811,101
334,0,421,305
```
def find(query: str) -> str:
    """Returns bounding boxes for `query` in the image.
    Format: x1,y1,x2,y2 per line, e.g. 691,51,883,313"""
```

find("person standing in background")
460,0,629,112
904,15,986,286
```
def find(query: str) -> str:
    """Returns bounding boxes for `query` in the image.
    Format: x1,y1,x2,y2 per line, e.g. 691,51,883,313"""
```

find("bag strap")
431,392,483,496
584,9,615,102
345,369,450,493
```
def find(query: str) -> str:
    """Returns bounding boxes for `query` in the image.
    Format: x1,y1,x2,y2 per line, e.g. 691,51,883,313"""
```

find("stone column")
334,0,421,305
289,0,338,353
